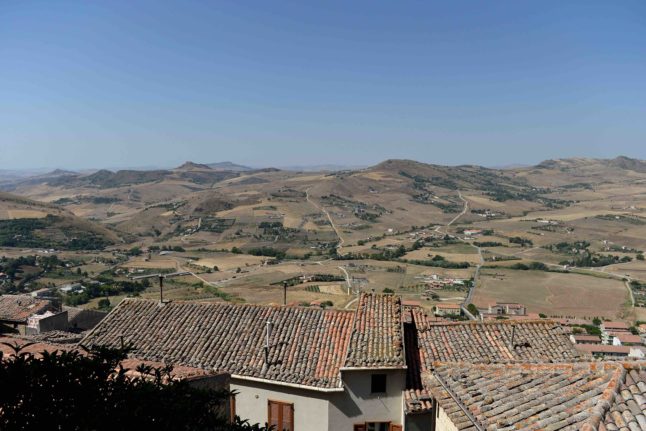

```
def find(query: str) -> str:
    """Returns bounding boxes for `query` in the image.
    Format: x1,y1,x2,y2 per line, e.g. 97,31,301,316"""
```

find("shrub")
0,344,269,430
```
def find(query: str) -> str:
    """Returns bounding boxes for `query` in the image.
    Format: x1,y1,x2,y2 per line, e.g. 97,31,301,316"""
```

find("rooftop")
603,321,630,330
426,362,640,431
0,295,52,323
413,308,584,365
344,293,405,369
576,344,633,355
435,303,462,309
615,334,643,344
81,293,401,389
81,298,355,389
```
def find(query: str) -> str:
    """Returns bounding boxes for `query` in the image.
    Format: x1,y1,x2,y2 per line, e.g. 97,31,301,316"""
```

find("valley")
2,156,646,322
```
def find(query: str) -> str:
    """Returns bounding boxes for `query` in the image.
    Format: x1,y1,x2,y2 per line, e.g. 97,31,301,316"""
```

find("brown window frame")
268,399,294,431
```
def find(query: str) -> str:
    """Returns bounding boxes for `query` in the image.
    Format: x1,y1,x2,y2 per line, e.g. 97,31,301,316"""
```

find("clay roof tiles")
412,308,584,365
427,362,626,431
0,295,52,323
81,298,356,389
344,293,405,369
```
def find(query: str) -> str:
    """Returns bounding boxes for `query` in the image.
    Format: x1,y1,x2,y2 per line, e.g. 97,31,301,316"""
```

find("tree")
383,288,395,294
0,344,271,431
467,303,479,316
638,253,645,261
97,298,111,311
128,247,142,256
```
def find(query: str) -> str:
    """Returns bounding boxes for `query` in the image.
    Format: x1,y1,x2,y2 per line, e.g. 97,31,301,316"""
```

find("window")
268,400,294,431
366,422,390,431
371,374,387,393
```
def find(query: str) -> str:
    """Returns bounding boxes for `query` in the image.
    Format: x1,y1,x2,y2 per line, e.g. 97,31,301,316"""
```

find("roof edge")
231,374,345,393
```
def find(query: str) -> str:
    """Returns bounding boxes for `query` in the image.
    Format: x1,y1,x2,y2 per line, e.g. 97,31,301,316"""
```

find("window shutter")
268,401,280,427
390,425,402,431
282,403,293,431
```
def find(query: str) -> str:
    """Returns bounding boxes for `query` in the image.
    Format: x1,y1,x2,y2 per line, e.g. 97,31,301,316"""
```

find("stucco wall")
328,369,406,429
435,406,459,431
37,311,69,333
231,378,331,431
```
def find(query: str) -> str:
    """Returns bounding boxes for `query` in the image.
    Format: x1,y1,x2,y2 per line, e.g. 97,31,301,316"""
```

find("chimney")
283,281,288,306
158,275,164,303
264,320,272,364
509,325,516,350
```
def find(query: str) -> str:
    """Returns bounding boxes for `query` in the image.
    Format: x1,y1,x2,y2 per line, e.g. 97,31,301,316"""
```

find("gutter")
231,374,345,393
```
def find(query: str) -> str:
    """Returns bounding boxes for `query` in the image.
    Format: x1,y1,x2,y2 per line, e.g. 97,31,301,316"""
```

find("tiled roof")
427,362,626,431
0,336,217,381
435,303,462,309
344,293,405,369
601,365,646,431
413,308,584,365
573,335,602,343
616,334,643,344
0,295,52,323
404,322,433,414
576,344,633,356
81,298,357,389
604,322,630,330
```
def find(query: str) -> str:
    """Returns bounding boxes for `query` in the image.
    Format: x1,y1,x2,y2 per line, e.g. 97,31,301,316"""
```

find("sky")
1,0,645,170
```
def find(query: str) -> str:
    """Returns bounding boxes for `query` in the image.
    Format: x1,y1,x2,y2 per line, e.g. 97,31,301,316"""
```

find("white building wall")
231,378,331,431
328,369,406,429
435,406,459,431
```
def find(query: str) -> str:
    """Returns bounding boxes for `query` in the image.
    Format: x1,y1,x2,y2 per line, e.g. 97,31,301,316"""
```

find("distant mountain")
175,161,212,171
206,162,252,172
606,156,646,173
535,156,646,173
279,164,368,172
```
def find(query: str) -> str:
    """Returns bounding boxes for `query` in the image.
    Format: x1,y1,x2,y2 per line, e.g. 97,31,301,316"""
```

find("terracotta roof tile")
344,293,405,369
602,365,646,430
427,362,626,431
413,308,585,365
0,295,52,323
81,298,358,389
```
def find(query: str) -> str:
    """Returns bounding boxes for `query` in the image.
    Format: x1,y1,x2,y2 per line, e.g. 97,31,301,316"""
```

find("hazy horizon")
2,1,645,170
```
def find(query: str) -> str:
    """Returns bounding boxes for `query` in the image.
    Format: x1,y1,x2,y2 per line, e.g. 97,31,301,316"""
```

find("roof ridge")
582,363,625,430
116,297,354,313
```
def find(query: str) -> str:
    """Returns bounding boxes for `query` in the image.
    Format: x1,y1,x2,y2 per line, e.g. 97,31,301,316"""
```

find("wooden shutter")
268,400,294,431
282,402,294,431
390,425,402,431
229,395,236,424
268,401,280,428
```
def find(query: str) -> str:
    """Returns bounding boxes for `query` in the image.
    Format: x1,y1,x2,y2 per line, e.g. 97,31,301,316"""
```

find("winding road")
305,188,345,255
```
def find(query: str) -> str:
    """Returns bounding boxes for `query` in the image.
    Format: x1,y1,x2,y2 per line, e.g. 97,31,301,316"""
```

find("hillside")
0,192,122,250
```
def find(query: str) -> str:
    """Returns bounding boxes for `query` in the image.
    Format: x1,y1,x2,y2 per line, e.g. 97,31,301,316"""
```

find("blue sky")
1,0,645,169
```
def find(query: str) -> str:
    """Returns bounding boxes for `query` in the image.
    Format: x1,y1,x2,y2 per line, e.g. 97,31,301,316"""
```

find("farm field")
473,268,629,320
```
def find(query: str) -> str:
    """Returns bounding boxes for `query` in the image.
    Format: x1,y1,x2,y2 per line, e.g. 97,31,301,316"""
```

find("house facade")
82,293,408,431
0,294,61,335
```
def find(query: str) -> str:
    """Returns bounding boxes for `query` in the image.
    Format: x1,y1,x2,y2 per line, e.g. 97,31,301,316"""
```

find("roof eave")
231,374,345,393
